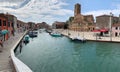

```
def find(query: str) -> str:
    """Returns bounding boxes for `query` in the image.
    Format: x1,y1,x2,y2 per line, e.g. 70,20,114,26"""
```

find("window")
115,32,118,37
11,23,14,27
8,22,10,27
0,19,1,26
3,20,6,26
116,27,118,30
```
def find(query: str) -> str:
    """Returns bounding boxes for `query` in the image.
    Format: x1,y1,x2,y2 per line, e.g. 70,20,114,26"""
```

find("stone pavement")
0,32,25,72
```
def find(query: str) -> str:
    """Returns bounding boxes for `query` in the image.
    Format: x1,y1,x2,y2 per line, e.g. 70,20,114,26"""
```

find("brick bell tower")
74,3,81,16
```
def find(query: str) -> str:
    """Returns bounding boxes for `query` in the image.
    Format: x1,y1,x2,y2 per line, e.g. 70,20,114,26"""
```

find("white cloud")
0,0,73,24
0,2,17,7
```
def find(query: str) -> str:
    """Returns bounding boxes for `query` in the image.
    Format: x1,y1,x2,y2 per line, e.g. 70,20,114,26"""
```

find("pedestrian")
12,30,14,36
0,40,3,47
19,41,23,53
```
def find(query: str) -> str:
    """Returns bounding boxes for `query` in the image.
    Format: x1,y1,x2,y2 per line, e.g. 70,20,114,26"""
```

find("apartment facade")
112,24,120,37
96,15,119,29
0,13,9,40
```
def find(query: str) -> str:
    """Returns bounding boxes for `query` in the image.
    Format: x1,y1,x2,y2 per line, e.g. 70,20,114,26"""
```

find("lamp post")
109,12,113,41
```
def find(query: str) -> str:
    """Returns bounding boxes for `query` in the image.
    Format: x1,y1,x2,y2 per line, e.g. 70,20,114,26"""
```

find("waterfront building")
6,13,17,36
8,20,14,37
96,15,119,29
112,23,120,37
28,22,35,30
34,23,40,30
52,21,65,29
38,22,51,29
69,3,95,31
17,20,27,32
0,13,9,41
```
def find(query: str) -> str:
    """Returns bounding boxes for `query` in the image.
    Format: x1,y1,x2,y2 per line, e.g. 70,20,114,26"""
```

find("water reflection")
16,32,120,72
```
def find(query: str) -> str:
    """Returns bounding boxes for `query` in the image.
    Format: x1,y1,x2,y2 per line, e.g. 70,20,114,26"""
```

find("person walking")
0,40,3,52
0,40,3,47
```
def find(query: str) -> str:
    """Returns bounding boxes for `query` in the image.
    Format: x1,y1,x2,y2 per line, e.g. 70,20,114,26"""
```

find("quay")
0,32,24,71
54,29,120,43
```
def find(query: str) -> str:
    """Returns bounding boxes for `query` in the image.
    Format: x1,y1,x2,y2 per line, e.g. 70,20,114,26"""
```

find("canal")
16,32,120,72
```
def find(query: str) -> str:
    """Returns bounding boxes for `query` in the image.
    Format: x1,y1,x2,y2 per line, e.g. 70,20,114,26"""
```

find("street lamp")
109,12,113,41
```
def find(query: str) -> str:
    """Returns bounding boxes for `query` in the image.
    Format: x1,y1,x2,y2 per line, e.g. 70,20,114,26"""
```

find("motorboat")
46,29,52,33
23,35,30,44
71,36,86,42
28,31,38,37
50,32,62,37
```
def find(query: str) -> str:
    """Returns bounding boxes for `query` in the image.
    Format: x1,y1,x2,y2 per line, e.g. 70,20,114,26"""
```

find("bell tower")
74,3,81,16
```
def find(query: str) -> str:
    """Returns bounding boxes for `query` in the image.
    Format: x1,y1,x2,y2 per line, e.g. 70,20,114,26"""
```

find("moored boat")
28,31,38,37
50,32,62,37
71,36,86,42
23,35,30,44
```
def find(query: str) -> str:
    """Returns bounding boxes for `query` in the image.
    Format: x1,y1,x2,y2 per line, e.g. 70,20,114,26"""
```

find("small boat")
28,31,38,37
50,32,62,37
46,29,52,33
23,35,30,44
71,36,86,42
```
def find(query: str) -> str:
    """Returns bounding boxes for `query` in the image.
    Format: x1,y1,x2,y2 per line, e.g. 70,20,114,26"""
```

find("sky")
0,0,120,24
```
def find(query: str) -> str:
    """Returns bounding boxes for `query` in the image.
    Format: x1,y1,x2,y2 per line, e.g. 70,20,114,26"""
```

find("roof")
112,23,120,27
0,13,7,18
96,14,118,18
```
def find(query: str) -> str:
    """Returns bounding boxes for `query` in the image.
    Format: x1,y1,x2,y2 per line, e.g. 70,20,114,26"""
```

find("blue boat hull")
51,34,62,37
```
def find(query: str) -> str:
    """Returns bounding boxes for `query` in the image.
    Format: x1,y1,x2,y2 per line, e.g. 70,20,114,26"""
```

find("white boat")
50,32,62,37
29,31,38,37
71,36,86,42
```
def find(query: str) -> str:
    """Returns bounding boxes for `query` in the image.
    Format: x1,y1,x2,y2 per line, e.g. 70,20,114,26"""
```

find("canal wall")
10,31,32,72
54,29,120,43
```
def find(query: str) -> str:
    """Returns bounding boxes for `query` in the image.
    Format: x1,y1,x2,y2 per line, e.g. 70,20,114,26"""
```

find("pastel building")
7,13,17,36
112,24,120,37
52,21,65,29
96,15,119,29
17,20,26,32
0,13,9,40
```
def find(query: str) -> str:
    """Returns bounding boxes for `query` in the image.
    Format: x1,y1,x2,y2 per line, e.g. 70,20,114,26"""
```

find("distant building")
69,3,95,31
52,21,65,29
28,22,35,30
6,13,17,36
34,23,40,30
17,20,26,32
96,15,119,29
38,22,51,29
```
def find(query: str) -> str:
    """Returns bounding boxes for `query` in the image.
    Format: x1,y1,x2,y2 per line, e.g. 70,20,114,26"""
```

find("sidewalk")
0,32,25,72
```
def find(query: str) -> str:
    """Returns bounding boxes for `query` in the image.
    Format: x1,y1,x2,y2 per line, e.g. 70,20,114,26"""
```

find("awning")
92,30,100,32
100,29,108,32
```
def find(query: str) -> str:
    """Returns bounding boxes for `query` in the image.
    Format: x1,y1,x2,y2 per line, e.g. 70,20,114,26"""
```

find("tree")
69,16,74,23
64,21,68,29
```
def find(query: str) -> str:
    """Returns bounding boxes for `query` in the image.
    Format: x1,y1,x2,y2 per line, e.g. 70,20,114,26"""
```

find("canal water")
16,32,120,72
